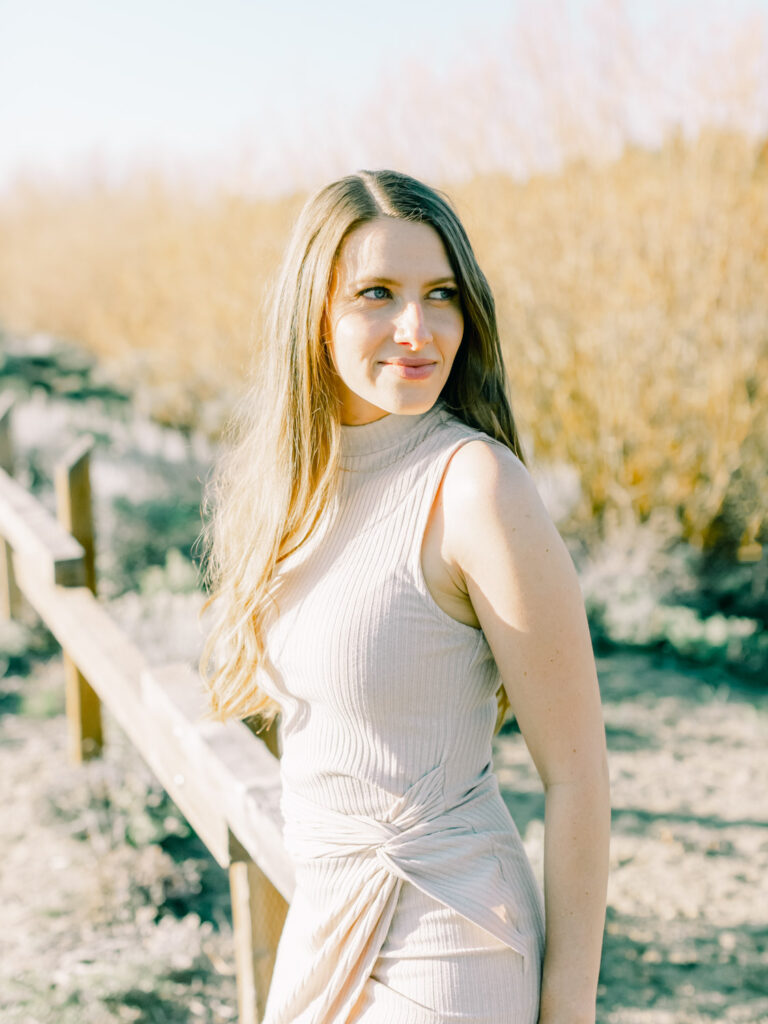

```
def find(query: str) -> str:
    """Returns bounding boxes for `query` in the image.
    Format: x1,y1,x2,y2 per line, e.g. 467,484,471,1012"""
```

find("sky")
2,0,767,195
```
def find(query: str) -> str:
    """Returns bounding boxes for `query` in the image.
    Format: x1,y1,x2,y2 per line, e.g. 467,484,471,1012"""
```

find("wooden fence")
0,392,292,1023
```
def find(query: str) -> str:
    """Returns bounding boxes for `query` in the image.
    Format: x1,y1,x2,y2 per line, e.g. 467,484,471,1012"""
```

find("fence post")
228,831,289,1023
0,394,23,620
54,436,103,761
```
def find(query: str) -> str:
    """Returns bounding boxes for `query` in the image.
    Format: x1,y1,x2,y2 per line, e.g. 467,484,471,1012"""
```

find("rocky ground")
498,652,768,1023
1,332,766,1023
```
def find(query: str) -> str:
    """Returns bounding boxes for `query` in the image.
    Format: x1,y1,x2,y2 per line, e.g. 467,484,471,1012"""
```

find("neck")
339,401,447,461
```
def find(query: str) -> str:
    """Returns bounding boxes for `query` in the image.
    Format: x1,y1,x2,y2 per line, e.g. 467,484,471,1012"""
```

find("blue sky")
2,0,767,194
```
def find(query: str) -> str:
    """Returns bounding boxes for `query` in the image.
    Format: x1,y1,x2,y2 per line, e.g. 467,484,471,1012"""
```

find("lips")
380,360,436,379
381,359,436,367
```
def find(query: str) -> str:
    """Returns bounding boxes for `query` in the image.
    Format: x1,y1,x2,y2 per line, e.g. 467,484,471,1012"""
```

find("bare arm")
442,440,611,1023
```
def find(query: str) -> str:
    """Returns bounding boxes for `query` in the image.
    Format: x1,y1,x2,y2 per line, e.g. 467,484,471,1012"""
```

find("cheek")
441,309,465,353
327,327,368,384
331,315,381,363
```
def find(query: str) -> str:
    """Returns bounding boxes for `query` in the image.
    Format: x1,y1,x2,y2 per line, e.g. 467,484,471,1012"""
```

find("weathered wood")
139,665,234,866
0,394,23,619
62,657,103,761
137,665,292,1015
141,663,292,898
12,554,148,732
0,468,85,586
12,553,228,856
205,728,290,898
229,834,289,1024
54,436,97,592
11,559,238,862
7,441,293,1021
0,541,17,620
0,393,14,475
12,558,292,883
55,437,103,761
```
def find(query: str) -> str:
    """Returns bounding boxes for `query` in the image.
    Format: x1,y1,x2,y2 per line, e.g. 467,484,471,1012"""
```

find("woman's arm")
441,440,610,1024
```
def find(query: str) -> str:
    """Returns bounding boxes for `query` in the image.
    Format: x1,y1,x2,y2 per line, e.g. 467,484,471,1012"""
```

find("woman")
199,169,610,1024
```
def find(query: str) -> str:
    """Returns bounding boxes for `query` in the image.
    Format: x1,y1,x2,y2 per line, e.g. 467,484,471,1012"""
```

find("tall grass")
0,178,302,429
0,130,766,552
457,131,768,553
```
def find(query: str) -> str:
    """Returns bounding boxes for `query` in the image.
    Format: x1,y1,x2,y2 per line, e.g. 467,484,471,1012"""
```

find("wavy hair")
197,169,526,734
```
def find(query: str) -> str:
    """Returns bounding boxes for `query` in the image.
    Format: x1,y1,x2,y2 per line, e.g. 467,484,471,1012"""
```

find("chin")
386,394,438,415
348,381,443,422
392,383,444,407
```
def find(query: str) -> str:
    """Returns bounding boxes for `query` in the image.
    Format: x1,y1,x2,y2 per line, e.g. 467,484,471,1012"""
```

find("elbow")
542,745,611,802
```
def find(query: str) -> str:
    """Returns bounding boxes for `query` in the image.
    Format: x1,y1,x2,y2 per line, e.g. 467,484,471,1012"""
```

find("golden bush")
0,130,765,551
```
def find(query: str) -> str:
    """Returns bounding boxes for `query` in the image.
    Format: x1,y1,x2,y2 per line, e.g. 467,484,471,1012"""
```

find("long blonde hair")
197,170,526,733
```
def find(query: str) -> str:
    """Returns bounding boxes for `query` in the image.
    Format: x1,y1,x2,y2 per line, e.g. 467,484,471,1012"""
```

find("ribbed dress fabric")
258,400,545,1024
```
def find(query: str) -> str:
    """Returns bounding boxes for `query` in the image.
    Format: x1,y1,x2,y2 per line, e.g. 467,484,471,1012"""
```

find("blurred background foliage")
0,129,765,558
0,0,766,674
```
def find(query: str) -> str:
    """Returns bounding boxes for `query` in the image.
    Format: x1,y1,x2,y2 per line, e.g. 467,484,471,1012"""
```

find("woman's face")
324,217,464,425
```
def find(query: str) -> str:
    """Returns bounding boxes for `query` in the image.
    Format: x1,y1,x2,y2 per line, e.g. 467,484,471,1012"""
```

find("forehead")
332,217,453,284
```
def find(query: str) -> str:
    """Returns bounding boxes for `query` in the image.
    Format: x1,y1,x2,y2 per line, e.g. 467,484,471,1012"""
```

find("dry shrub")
0,176,302,424
0,131,765,551
452,130,768,551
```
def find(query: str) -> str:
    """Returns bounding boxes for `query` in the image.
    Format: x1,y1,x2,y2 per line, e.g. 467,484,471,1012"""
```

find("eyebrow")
350,275,458,289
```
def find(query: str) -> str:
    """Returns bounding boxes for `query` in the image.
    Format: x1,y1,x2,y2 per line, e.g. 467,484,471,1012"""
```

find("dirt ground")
1,627,766,1024
497,650,768,1023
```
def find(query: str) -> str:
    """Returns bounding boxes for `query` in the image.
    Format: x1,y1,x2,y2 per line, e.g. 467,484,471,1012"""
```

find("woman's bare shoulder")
442,437,543,515
440,437,565,571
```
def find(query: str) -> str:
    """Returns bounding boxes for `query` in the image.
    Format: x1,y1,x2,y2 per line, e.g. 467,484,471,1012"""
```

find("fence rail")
0,393,291,1023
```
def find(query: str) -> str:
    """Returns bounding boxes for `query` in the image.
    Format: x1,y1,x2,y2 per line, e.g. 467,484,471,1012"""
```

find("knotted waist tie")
281,762,532,961
265,763,534,1022
283,762,459,861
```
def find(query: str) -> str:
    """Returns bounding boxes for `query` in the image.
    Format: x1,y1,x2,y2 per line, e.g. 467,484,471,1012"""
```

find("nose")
394,301,433,347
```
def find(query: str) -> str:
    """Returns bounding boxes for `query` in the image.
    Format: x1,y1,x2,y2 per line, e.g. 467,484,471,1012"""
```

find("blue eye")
360,286,391,300
429,286,459,300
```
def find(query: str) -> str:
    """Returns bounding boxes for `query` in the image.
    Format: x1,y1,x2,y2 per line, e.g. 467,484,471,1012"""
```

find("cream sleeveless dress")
257,400,545,1024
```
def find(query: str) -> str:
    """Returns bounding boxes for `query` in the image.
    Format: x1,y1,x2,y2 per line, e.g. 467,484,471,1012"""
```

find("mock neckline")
339,401,449,464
